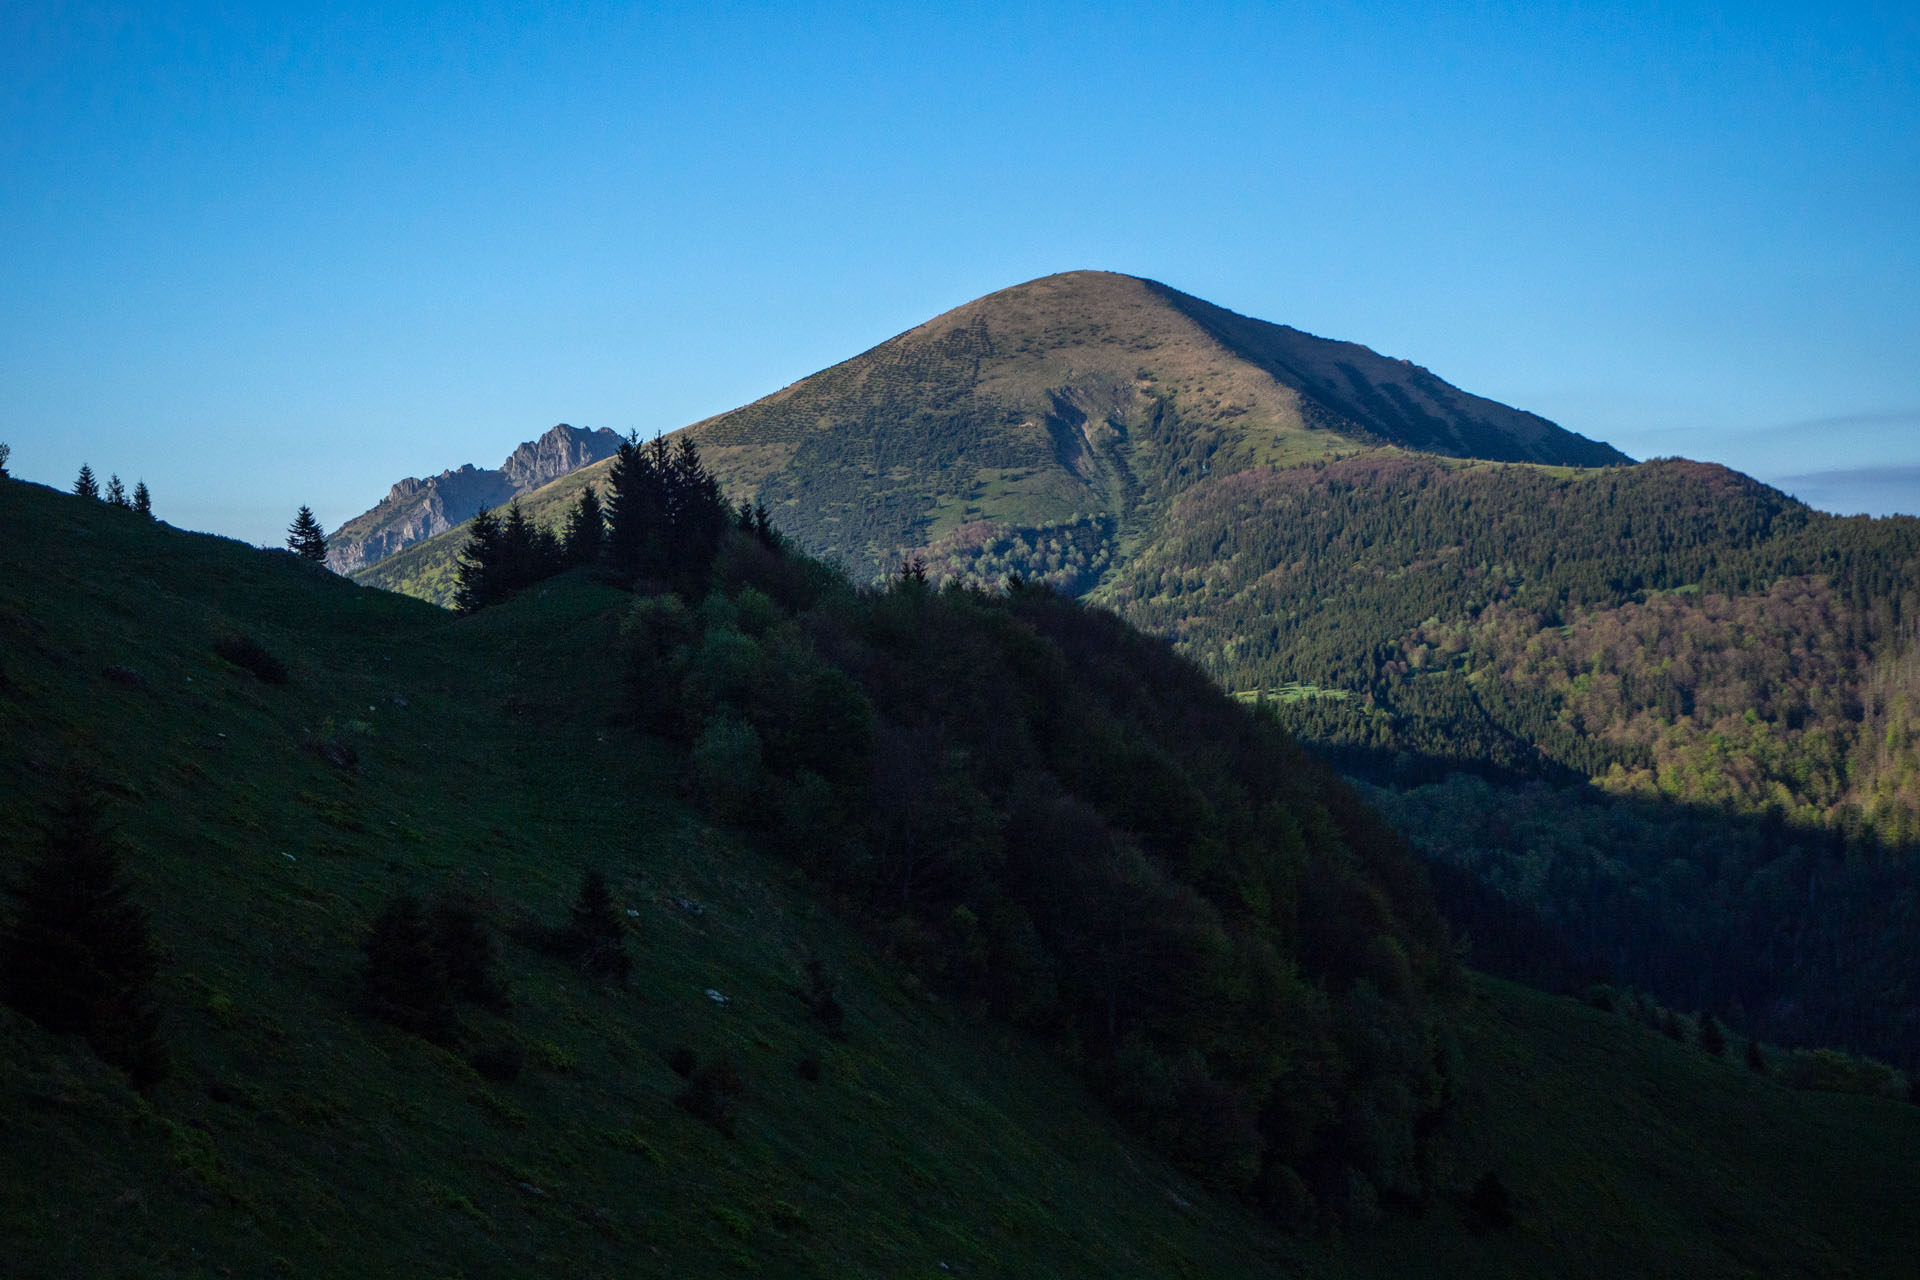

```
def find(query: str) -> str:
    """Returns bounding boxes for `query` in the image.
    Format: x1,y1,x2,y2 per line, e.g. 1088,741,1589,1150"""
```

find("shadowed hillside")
6,476,1920,1277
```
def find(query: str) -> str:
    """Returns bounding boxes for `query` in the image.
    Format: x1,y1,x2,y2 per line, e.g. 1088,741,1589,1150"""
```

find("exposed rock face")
326,425,623,574
501,425,624,491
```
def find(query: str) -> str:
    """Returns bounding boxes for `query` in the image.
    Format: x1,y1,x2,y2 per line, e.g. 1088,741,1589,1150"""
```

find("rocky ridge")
325,424,621,573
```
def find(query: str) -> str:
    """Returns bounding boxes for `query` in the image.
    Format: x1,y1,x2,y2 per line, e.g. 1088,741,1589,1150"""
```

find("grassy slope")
0,480,1282,1279
6,479,1919,1277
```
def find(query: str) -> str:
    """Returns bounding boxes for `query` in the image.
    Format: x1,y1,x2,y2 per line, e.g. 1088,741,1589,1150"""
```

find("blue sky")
4,1,1917,542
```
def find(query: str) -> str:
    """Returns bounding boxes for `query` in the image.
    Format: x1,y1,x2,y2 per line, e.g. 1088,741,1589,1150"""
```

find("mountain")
325,423,621,574
348,271,1624,593
678,270,1625,578
7,475,1919,1278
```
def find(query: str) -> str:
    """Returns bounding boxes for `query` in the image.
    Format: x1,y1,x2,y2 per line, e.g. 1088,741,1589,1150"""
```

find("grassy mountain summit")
682,270,1624,570
355,271,1624,599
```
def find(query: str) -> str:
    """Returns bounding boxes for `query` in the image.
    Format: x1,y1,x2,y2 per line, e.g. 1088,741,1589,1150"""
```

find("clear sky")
4,1,1917,543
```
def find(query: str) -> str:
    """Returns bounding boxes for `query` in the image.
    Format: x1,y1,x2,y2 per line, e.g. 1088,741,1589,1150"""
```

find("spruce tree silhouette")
286,506,328,563
105,475,129,507
428,893,509,1010
73,465,99,500
563,870,630,980
0,782,168,1090
0,441,11,477
361,892,460,1045
564,485,605,566
453,507,504,613
132,481,153,518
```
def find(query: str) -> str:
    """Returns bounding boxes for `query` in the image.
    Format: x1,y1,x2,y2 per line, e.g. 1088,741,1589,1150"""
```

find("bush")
690,715,764,826
214,635,289,685
562,870,630,981
469,1038,525,1082
668,1044,698,1078
676,1053,745,1135
1777,1048,1905,1099
797,955,844,1035
1744,1037,1768,1073
1466,1171,1514,1231
1696,1012,1727,1057
795,1056,822,1083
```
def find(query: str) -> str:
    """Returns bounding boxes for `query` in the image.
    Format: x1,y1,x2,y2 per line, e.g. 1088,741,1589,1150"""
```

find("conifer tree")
1744,1037,1768,1073
73,464,99,499
0,441,11,477
563,484,605,566
0,783,169,1089
453,507,505,613
603,432,668,584
1697,1012,1727,1057
429,894,509,1010
131,480,152,518
361,892,460,1045
286,505,328,563
666,434,729,593
562,870,630,981
105,474,129,507
752,501,777,550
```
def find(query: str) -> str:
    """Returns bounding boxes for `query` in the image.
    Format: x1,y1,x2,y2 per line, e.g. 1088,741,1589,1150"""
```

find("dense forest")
445,437,1462,1226
1072,453,1920,1066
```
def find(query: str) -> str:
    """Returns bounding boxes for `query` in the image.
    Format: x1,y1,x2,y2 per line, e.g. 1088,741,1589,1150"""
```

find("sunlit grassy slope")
5,478,1917,1278
354,270,1626,603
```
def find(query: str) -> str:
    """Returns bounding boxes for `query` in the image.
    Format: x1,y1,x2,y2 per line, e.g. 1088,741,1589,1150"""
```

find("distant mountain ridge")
326,423,621,573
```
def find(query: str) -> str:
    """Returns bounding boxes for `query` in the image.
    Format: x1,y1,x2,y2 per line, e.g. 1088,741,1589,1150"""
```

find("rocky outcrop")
326,424,623,574
501,425,623,491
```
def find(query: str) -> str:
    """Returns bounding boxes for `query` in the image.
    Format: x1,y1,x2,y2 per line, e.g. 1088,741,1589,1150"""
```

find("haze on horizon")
3,2,1916,544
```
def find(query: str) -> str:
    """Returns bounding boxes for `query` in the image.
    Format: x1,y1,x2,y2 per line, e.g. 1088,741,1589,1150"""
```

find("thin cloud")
1766,465,1920,519
1772,463,1920,487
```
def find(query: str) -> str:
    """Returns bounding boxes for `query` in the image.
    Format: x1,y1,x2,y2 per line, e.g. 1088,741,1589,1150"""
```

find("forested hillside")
1097,453,1920,1065
8,475,1920,1276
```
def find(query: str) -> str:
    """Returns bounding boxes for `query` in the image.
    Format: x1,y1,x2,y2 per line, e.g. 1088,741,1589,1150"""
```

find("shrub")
561,870,631,981
690,715,764,826
797,955,844,1035
214,635,290,684
668,1044,698,1078
1744,1037,1768,1074
1696,1012,1727,1057
1466,1171,1514,1231
795,1056,822,1083
676,1053,745,1136
1778,1048,1905,1099
469,1038,525,1082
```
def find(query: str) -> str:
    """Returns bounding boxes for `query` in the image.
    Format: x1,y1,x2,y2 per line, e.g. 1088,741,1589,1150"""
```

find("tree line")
452,432,776,612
